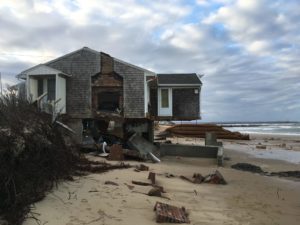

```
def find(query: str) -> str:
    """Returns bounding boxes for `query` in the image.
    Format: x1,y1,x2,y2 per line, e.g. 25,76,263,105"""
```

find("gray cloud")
0,0,299,121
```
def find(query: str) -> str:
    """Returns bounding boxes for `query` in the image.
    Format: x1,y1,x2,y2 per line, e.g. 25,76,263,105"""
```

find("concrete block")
205,132,217,146
159,143,218,158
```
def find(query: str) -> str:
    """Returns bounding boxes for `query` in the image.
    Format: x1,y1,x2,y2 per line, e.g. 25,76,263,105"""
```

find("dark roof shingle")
157,73,202,85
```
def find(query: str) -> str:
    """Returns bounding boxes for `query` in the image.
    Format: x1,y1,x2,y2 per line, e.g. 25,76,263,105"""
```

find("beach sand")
23,132,300,225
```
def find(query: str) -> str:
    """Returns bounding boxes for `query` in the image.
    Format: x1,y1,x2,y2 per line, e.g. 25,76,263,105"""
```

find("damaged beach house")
15,47,204,160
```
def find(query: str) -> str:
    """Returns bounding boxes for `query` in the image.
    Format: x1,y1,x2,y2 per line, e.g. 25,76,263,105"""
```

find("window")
98,91,120,111
37,79,43,97
161,89,169,108
47,78,55,101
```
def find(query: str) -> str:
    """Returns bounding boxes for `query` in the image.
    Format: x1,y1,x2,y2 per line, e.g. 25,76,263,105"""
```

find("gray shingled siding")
173,88,200,118
47,49,100,118
114,60,145,118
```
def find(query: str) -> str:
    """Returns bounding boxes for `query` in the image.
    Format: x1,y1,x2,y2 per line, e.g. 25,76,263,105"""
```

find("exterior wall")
47,49,100,118
114,60,145,118
172,88,200,118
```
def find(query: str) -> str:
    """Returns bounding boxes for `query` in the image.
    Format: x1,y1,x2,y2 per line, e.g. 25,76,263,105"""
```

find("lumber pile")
165,124,249,140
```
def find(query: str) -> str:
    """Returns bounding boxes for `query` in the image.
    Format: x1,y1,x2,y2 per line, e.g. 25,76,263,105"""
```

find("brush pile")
0,94,130,225
164,124,249,140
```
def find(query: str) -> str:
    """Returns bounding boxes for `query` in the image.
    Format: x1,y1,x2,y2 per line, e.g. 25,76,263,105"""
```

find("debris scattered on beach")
148,187,162,197
154,202,190,223
180,173,204,184
161,124,249,140
270,171,300,179
132,180,153,186
104,181,119,186
179,171,226,185
148,172,156,184
107,144,124,161
135,164,149,171
256,145,267,149
203,170,227,185
231,163,300,179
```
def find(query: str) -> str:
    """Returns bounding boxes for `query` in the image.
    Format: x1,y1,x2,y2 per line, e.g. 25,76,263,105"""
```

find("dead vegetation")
0,94,130,225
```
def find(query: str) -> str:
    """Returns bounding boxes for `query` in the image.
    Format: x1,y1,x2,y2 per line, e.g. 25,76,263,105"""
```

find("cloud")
0,0,299,121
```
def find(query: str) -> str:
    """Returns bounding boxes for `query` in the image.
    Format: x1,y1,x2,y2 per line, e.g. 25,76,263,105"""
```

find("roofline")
113,57,156,75
196,73,204,83
157,73,197,75
158,84,202,87
16,47,99,79
45,47,100,65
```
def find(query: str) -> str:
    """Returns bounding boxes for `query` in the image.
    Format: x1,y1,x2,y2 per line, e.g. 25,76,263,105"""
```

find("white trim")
158,87,172,116
17,64,71,79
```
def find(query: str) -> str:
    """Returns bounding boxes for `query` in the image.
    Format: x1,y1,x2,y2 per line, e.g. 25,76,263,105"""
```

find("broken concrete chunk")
148,187,162,197
154,202,190,223
127,133,159,161
203,170,227,185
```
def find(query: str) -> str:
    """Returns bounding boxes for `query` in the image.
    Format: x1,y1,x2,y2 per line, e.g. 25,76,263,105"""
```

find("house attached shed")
150,73,202,120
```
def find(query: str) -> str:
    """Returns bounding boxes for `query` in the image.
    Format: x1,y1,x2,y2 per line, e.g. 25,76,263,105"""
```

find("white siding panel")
56,75,66,114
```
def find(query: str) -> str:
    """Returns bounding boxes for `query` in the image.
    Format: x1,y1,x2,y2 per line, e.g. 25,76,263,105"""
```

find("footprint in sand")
81,198,88,203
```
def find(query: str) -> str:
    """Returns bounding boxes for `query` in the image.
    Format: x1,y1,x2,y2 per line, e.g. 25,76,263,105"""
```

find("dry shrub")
0,94,130,225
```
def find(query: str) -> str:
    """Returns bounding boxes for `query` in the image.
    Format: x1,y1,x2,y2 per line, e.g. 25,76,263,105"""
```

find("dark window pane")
161,89,169,108
47,78,55,101
98,91,120,111
37,79,43,97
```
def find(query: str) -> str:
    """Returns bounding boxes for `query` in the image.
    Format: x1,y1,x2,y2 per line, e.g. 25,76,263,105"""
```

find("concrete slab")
159,143,223,166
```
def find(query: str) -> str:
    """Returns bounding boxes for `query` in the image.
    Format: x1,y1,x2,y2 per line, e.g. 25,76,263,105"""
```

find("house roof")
113,57,156,76
16,64,71,79
157,73,202,86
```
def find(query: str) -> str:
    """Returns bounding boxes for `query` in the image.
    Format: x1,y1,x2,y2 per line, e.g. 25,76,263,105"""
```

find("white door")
158,88,172,116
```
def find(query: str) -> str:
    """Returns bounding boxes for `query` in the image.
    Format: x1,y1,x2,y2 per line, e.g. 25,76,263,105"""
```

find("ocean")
218,122,300,136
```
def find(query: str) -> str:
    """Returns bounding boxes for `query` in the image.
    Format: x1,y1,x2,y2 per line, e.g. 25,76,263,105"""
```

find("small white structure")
18,64,70,114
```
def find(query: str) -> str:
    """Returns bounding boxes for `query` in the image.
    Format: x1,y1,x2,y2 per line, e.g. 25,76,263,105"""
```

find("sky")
0,0,299,122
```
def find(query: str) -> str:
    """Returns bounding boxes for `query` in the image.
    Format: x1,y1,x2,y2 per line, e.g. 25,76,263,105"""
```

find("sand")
23,133,300,225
